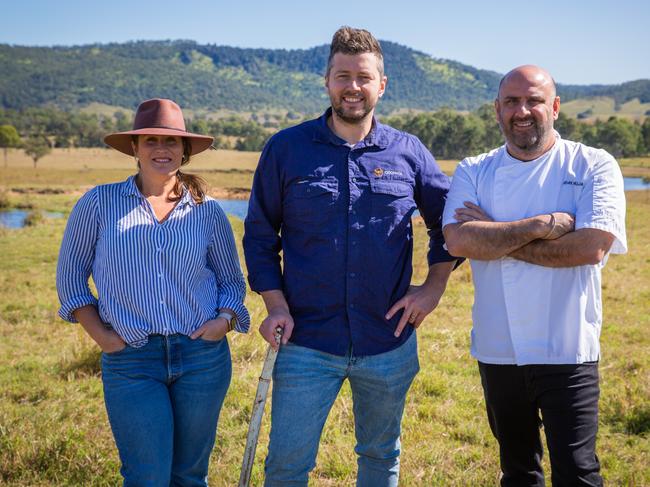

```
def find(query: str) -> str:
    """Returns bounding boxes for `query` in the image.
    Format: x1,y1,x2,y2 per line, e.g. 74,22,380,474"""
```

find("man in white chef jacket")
442,65,627,487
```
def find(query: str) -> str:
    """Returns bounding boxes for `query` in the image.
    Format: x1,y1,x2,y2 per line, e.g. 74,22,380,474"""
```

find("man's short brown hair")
327,26,384,77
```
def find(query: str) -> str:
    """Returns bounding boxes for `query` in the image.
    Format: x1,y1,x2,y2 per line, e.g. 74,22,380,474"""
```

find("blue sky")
2,0,648,85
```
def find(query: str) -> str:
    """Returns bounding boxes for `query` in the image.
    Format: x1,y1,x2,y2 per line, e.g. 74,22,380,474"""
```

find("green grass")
0,152,648,485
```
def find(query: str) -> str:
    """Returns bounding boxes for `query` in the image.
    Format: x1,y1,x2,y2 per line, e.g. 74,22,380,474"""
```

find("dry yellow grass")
2,147,259,171
561,96,650,122
1,148,260,200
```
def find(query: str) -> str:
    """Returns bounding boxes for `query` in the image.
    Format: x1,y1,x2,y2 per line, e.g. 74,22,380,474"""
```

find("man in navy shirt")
244,26,458,487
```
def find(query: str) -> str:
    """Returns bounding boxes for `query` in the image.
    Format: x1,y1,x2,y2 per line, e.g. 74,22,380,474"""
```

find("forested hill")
1,40,648,114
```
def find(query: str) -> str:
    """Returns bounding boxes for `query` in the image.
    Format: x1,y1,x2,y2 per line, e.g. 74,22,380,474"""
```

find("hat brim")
104,128,214,156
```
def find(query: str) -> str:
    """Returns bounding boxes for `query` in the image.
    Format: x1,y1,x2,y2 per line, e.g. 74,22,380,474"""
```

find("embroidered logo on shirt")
373,168,403,178
563,180,584,186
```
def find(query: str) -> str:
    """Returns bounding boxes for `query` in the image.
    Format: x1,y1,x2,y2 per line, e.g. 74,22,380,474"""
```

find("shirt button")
160,300,165,305
351,241,357,246
350,272,356,278
349,303,355,309
351,177,357,183
158,274,163,278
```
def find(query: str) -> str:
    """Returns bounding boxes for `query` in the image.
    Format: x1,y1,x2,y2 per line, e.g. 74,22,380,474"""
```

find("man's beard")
331,96,374,124
502,118,550,154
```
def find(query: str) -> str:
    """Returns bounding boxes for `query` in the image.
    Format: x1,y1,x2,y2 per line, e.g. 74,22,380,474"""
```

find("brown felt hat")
104,98,213,156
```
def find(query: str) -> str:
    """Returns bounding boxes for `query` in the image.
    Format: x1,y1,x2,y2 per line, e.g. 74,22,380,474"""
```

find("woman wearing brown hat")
56,98,250,485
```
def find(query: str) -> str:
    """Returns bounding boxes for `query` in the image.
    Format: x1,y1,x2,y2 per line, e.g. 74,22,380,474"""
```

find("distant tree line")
0,106,287,153
1,106,649,162
384,107,650,159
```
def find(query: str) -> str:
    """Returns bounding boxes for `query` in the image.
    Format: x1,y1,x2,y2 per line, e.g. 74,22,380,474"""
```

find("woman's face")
132,135,184,179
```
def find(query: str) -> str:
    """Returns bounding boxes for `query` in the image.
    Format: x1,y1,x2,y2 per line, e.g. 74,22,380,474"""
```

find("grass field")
0,150,648,486
1,148,648,206
561,97,650,122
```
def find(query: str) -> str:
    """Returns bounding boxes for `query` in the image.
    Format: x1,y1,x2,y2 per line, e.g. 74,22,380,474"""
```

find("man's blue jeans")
101,334,232,487
264,331,419,487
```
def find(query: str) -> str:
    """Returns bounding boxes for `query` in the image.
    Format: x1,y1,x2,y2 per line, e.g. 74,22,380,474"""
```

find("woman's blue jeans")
101,334,232,487
264,331,419,487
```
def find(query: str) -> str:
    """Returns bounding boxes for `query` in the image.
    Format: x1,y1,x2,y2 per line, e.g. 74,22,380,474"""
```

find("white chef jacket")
442,134,627,365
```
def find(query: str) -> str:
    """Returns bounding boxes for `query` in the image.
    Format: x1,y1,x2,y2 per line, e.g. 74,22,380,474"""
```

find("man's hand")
455,203,574,240
259,290,294,350
259,307,294,351
190,318,229,342
454,201,494,223
543,212,575,240
386,284,443,337
385,260,455,337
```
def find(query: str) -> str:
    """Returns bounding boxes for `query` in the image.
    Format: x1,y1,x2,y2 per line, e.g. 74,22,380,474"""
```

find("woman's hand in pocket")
191,318,229,342
98,329,127,354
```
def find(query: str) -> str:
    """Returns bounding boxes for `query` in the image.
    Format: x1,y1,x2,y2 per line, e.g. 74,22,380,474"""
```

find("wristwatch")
217,311,236,332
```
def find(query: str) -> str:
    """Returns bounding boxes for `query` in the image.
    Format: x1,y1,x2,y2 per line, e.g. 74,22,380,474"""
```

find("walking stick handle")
238,327,283,487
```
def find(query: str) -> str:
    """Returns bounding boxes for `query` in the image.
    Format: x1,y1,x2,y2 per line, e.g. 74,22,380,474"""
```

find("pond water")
0,210,64,229
623,177,650,191
215,199,248,220
1,178,648,229
0,201,247,229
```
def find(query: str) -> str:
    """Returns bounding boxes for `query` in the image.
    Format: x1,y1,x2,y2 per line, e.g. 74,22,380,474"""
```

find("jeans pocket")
103,344,130,356
196,335,226,345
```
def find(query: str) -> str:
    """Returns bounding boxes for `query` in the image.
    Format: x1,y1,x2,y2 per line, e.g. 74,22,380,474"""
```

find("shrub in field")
23,136,52,169
0,124,21,168
0,189,9,209
24,210,44,226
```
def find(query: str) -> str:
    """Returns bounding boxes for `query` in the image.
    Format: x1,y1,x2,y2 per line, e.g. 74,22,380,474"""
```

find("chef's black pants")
478,362,602,487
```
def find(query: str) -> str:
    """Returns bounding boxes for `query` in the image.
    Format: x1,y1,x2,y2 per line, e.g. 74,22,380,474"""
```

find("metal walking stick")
238,327,283,487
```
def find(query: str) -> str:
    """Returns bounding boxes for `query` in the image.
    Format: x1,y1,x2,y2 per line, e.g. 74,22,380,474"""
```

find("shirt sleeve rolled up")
575,152,627,255
208,206,251,333
56,188,100,323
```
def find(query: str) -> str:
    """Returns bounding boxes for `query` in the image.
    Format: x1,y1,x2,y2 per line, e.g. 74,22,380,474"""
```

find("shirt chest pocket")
284,177,339,231
368,178,414,219
367,178,415,239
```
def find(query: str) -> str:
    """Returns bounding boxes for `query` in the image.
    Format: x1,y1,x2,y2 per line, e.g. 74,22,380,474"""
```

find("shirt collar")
121,175,196,207
312,107,390,149
121,175,141,197
179,186,197,207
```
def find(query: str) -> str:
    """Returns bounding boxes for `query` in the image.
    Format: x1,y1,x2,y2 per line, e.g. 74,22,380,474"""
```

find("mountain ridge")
1,39,648,115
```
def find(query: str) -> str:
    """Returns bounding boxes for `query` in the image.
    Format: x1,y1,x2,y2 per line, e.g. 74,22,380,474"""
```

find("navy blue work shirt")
243,109,456,356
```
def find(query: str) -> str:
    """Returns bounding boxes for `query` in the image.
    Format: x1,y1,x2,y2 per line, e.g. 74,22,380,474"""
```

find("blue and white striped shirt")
56,176,250,346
